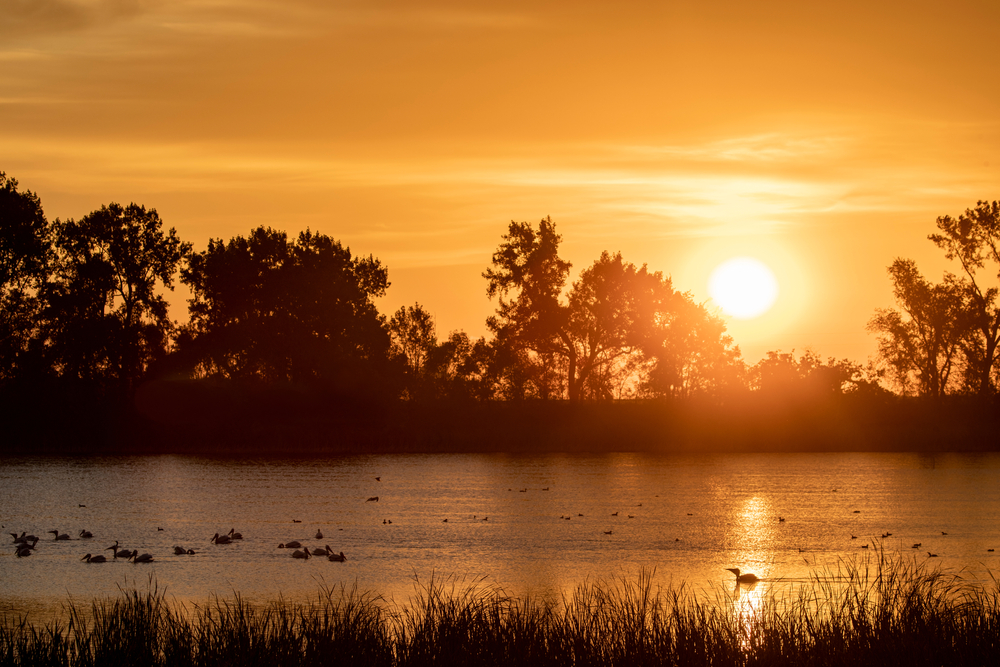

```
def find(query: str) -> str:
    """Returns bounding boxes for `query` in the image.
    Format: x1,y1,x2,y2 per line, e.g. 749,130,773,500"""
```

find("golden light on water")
723,495,776,633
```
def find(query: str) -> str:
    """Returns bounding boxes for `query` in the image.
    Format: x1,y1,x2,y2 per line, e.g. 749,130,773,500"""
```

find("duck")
725,568,760,584
278,541,302,549
81,553,107,563
211,532,232,545
79,530,93,539
49,530,71,541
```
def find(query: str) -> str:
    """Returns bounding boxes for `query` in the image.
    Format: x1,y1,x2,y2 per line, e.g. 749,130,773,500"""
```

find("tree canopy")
179,227,393,393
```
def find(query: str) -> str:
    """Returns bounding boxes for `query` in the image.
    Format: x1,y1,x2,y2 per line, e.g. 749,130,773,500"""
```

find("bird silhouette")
725,568,760,584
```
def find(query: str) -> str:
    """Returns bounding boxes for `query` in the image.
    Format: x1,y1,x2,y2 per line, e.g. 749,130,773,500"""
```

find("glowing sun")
708,257,779,319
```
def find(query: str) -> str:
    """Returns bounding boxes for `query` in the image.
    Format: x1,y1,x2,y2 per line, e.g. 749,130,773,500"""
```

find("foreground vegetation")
3,555,998,666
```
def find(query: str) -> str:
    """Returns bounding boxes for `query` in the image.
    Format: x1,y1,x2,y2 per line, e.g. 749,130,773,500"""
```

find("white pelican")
211,532,232,545
49,530,71,541
82,553,107,563
291,547,310,559
228,529,243,540
131,552,154,563
173,546,188,555
315,529,323,540
15,545,31,557
278,541,302,549
725,568,760,584
79,530,93,539
309,546,329,556
326,547,346,562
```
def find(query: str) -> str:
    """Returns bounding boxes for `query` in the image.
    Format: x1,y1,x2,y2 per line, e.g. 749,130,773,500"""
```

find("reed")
2,552,997,666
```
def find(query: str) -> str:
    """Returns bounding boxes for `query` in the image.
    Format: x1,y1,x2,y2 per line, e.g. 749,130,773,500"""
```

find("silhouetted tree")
929,200,1000,395
389,303,436,375
868,259,974,396
41,203,189,393
749,349,880,398
639,292,745,399
0,173,52,381
484,218,743,400
180,227,392,392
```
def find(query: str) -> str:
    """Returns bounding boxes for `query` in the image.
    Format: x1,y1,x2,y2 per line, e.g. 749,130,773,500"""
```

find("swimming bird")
603,530,612,535
927,552,938,557
15,545,31,557
315,529,323,539
292,519,302,523
131,552,154,563
228,529,243,540
278,541,302,549
941,531,948,535
291,547,310,559
912,543,922,549
989,549,995,552
82,553,107,563
79,530,93,539
309,546,330,556
725,568,760,584
375,477,380,481
367,496,379,502
49,530,70,541
211,532,232,545
106,542,130,558
327,550,346,562
173,546,188,555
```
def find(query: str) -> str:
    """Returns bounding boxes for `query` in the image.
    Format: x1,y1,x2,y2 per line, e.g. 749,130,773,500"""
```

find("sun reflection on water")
723,495,777,643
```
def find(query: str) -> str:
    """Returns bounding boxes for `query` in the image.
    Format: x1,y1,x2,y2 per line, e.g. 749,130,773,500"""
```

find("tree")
180,227,392,391
484,218,742,401
389,303,436,376
929,200,1000,395
0,172,52,380
748,349,878,398
868,259,974,396
640,293,745,399
41,203,189,392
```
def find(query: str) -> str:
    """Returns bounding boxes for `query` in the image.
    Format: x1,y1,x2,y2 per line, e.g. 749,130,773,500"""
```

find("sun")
708,257,779,319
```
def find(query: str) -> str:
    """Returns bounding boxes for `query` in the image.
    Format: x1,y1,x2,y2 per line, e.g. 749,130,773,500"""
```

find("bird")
988,549,995,552
173,546,189,555
228,529,243,540
15,545,32,557
912,543,922,549
79,504,86,507
309,546,329,556
327,548,346,562
603,530,612,535
611,512,618,516
278,541,302,549
941,531,948,535
292,519,302,523
725,568,760,584
291,547,310,559
157,527,164,532
778,517,785,522
367,496,379,502
928,552,938,558
861,544,869,549
851,535,857,539
375,477,381,481
49,530,70,541
81,553,107,563
315,529,323,539
105,541,130,558
131,552,154,563
211,532,232,545
79,530,93,539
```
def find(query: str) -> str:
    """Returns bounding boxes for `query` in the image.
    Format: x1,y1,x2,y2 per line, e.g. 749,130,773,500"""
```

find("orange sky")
3,0,998,363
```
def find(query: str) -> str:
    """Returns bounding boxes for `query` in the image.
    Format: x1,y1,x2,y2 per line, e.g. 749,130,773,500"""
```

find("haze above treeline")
2,172,998,454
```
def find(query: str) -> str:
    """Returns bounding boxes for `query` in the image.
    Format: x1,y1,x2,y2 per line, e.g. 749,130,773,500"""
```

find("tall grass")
2,552,998,666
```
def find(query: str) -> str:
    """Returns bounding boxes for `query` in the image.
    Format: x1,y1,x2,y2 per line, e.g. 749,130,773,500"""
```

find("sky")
3,0,998,363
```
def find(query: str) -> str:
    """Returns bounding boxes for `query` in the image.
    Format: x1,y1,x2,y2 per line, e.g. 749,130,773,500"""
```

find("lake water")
2,452,999,623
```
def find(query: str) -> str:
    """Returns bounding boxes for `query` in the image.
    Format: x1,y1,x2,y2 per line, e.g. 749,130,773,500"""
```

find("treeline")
1,171,998,454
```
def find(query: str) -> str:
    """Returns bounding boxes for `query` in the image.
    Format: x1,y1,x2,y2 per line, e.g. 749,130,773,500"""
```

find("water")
2,452,999,623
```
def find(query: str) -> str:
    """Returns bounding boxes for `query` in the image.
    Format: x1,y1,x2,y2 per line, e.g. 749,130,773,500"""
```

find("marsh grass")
2,552,998,666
